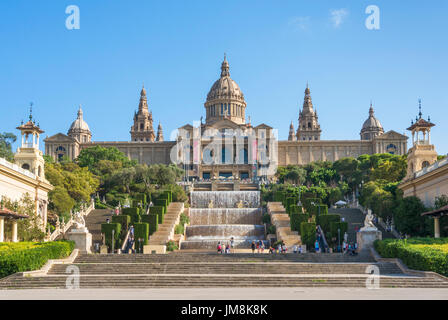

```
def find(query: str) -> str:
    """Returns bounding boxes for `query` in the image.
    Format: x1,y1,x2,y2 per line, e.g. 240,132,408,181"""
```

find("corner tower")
131,86,156,142
404,100,437,180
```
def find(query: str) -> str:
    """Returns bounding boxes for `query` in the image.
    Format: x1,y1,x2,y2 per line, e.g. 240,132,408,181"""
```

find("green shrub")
290,213,309,232
303,198,321,215
317,204,328,215
274,191,286,203
155,199,167,208
101,223,121,250
166,240,178,251
111,215,131,237
267,225,276,235
0,241,75,278
134,193,147,204
317,214,341,235
149,206,165,224
175,224,184,235
289,205,303,215
374,238,448,276
163,190,173,203
134,223,149,245
329,222,348,243
122,207,141,224
179,213,190,225
94,200,110,209
142,214,158,235
285,197,297,214
262,213,271,224
300,222,317,251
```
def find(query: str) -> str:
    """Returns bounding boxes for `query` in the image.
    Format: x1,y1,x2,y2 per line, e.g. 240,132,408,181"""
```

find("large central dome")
204,56,247,125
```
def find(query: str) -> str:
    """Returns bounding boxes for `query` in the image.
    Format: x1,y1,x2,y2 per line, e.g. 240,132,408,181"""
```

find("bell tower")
130,86,156,142
296,85,321,141
14,104,48,182
404,100,437,180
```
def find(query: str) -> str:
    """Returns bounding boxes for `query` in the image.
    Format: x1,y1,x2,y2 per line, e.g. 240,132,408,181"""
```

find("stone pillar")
0,216,4,242
434,217,440,239
12,220,18,242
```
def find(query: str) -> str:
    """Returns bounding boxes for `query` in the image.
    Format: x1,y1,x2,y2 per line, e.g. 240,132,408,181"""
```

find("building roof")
422,205,448,218
206,56,245,103
68,106,91,133
361,105,383,132
0,207,29,219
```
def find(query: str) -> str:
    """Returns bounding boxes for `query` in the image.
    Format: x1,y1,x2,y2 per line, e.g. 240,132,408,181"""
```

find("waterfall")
181,190,266,249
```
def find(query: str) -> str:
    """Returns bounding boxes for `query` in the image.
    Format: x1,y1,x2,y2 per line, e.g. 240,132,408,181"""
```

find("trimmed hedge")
329,222,348,242
134,193,147,204
289,205,303,215
303,198,321,215
122,207,141,224
274,191,286,203
318,204,328,215
0,241,75,278
101,223,121,250
142,214,158,235
300,222,317,251
374,238,448,276
285,197,297,214
134,223,149,245
317,214,341,235
149,206,165,224
154,199,167,208
163,190,173,203
112,215,131,237
290,213,309,232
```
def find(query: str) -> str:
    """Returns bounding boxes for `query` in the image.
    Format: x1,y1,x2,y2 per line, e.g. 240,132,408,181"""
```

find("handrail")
121,228,132,252
317,225,329,253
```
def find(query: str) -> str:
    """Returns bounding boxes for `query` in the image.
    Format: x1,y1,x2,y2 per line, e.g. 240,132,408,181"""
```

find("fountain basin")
191,191,260,208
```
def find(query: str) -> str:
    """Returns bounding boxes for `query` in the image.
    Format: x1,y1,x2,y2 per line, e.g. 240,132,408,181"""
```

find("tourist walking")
230,237,234,253
217,242,222,254
315,240,320,253
251,241,256,254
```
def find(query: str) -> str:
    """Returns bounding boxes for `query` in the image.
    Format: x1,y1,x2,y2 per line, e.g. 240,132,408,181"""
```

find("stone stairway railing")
46,198,95,241
267,202,301,247
146,202,184,253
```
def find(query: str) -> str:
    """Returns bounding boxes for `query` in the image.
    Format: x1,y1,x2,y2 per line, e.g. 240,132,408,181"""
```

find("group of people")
268,241,287,254
251,240,266,253
217,237,235,254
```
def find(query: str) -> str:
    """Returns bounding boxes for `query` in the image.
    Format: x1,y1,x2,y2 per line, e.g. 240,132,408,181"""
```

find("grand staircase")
148,203,184,246
1,253,447,289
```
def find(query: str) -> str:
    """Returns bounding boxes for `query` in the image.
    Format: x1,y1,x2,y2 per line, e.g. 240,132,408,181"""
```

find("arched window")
308,122,311,129
56,146,66,162
422,161,430,169
22,163,30,170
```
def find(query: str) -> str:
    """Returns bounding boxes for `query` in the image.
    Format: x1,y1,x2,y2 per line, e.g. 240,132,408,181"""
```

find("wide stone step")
2,275,447,289
47,263,404,275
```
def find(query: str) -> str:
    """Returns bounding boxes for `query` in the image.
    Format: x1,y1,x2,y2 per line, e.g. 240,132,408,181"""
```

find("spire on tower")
221,54,230,77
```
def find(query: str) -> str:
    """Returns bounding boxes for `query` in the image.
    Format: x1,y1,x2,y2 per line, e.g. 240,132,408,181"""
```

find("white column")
434,217,440,239
12,220,18,242
0,217,4,242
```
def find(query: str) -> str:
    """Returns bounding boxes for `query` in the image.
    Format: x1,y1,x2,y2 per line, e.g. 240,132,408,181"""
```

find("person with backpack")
251,241,256,253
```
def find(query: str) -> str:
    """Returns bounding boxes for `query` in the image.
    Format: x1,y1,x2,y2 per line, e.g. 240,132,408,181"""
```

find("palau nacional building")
44,57,409,180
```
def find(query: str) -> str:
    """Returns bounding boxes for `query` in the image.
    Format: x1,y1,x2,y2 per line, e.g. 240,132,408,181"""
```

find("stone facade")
45,56,408,179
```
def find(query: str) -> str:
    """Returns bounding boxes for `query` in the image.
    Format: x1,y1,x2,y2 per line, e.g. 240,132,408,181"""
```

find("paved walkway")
0,287,447,300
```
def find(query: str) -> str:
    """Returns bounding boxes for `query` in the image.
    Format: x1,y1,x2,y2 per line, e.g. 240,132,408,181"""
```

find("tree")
0,132,17,162
49,186,76,214
112,167,136,193
76,146,136,175
434,195,448,209
393,197,430,237
2,194,46,241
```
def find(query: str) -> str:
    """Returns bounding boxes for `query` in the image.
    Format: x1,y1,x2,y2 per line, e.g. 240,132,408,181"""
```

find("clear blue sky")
0,0,447,154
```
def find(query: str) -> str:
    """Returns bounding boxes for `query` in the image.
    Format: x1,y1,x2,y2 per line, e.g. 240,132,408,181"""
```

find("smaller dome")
69,106,91,133
362,105,383,131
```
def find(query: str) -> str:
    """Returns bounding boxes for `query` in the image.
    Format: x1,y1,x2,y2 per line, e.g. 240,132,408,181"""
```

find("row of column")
0,217,19,243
